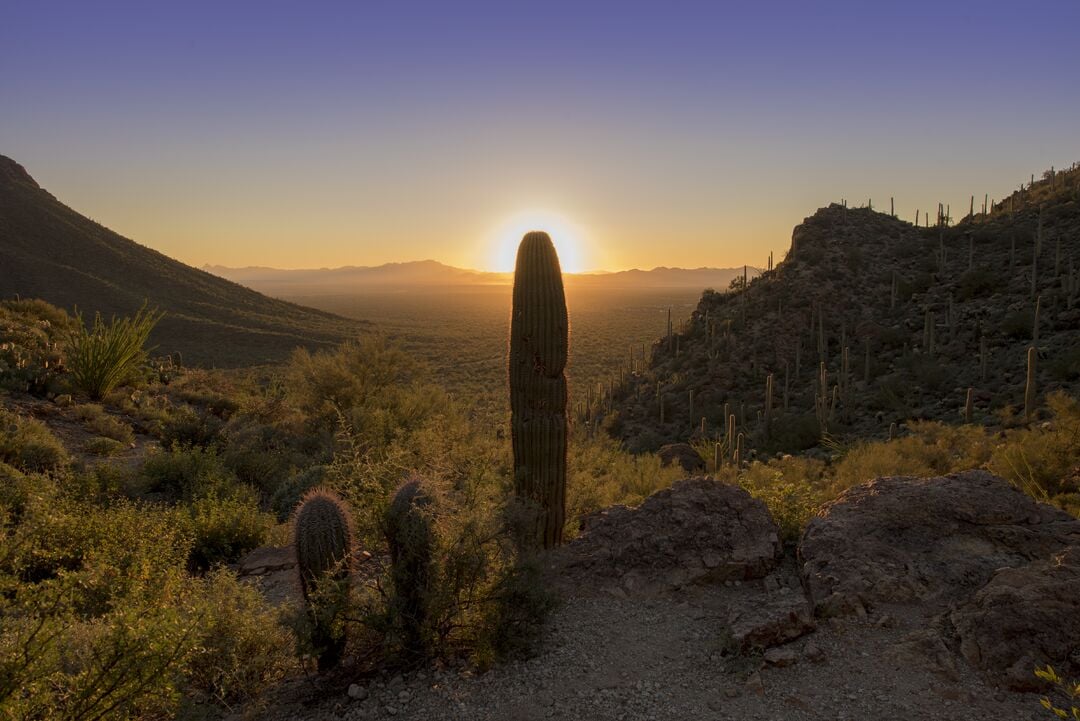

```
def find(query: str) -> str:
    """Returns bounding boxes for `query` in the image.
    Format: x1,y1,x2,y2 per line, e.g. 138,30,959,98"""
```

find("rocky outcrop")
657,443,706,474
951,546,1080,690
551,477,781,595
799,470,1080,616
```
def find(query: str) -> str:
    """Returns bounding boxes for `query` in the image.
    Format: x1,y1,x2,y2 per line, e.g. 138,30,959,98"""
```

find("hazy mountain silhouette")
0,154,364,366
205,261,748,297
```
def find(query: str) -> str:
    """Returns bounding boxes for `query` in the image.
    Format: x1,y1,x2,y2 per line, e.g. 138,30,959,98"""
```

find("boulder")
657,443,706,473
728,588,815,651
799,470,1080,616
951,546,1080,690
551,477,781,594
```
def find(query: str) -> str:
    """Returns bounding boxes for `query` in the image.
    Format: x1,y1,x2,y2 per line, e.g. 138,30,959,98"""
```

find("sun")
488,211,587,273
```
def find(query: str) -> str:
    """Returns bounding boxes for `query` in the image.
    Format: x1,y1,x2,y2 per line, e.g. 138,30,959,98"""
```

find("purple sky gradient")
3,0,1078,270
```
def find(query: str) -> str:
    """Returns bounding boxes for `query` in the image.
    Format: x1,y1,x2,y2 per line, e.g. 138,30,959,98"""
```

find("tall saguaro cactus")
509,231,569,549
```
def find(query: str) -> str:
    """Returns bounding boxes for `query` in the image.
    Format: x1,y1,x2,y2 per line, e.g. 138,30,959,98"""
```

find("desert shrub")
1002,308,1034,340
566,430,682,534
160,406,225,449
0,579,199,721
182,569,294,707
69,403,134,444
271,464,328,521
989,391,1080,500
286,336,423,431
900,354,950,392
764,412,822,453
66,304,164,400
0,497,288,719
82,436,125,456
828,421,991,497
957,266,1000,300
184,492,275,572
0,408,68,472
139,447,239,502
1047,346,1080,382
735,456,828,542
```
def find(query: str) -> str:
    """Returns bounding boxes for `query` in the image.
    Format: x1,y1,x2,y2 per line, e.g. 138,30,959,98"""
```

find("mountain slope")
0,155,365,366
608,164,1080,454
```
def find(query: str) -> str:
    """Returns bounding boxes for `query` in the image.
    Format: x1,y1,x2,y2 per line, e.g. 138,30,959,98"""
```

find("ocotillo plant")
293,489,354,672
964,388,974,424
386,477,436,658
509,231,569,549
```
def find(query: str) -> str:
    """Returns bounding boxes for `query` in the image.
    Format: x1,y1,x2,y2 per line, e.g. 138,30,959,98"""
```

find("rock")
549,478,782,595
235,545,295,577
802,641,826,662
799,470,1080,615
763,647,797,667
728,588,815,651
233,545,300,606
950,546,1080,690
657,443,706,473
348,684,368,700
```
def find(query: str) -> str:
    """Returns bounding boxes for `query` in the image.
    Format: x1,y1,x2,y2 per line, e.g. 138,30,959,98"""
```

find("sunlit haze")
2,1,1078,272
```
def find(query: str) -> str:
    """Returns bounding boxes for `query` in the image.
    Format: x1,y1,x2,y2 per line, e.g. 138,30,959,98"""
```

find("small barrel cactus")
508,231,569,549
385,477,437,658
293,488,354,671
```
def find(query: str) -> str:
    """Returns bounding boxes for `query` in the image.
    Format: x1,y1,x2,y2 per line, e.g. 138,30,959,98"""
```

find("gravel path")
261,579,1044,721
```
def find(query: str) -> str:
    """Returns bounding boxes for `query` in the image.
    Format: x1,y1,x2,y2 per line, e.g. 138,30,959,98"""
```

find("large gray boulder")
550,477,781,595
951,546,1080,689
799,470,1080,616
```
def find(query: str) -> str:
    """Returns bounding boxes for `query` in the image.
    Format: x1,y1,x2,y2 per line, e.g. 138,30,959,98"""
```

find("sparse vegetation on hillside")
609,163,1080,460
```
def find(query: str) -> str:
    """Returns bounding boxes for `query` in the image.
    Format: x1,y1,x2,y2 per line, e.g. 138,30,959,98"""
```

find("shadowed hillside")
0,155,365,366
608,164,1080,455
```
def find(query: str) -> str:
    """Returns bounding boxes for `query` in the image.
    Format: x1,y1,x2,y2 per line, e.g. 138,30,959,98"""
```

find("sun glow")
487,211,588,274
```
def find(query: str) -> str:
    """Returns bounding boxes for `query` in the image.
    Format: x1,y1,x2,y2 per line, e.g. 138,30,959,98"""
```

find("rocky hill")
607,164,1080,456
0,154,365,366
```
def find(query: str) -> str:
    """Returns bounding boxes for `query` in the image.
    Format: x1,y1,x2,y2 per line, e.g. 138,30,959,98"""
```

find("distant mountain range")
204,262,750,296
0,154,364,366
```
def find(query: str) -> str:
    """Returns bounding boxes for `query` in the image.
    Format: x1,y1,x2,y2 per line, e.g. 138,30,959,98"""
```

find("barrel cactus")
508,231,569,549
385,477,437,658
293,488,354,671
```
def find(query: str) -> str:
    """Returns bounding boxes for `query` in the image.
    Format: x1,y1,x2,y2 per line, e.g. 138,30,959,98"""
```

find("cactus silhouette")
509,231,569,549
386,477,436,658
293,488,354,671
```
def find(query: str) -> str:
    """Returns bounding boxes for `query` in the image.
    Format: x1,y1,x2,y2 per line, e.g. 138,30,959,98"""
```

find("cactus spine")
509,231,569,549
293,489,354,671
386,477,436,657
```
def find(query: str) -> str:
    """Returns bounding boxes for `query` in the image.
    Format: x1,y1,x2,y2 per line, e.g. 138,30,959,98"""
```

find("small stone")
763,647,797,667
803,642,826,662
348,684,369,700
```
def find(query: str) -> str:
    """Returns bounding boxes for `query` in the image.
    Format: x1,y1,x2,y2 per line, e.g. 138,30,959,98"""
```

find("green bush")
182,570,294,707
139,447,239,502
989,391,1080,501
0,408,68,472
66,304,163,400
185,492,275,572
